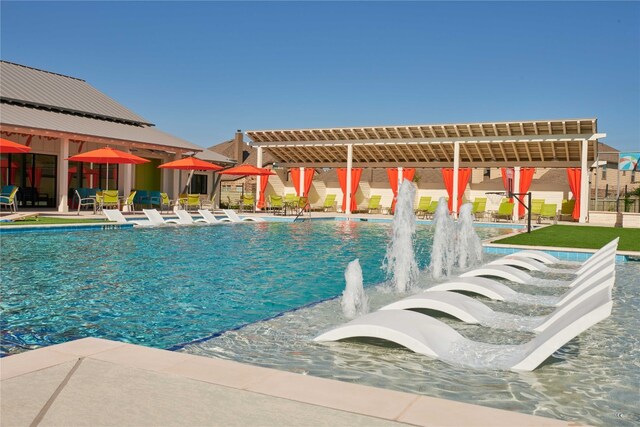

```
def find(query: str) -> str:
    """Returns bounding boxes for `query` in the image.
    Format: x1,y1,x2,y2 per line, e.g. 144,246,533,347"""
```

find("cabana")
247,119,605,223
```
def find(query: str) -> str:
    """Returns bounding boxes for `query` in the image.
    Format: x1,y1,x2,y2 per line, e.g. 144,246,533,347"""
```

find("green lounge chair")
268,195,283,214
529,198,545,220
492,201,515,222
415,196,432,217
472,197,487,220
96,190,119,211
240,194,255,213
560,199,576,221
315,194,336,212
159,193,172,213
538,203,558,224
0,185,19,213
185,194,202,211
366,195,382,214
121,191,137,213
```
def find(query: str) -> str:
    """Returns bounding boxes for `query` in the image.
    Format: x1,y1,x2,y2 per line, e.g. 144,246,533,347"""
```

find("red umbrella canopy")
218,164,276,176
66,147,149,164
158,157,223,171
0,138,32,154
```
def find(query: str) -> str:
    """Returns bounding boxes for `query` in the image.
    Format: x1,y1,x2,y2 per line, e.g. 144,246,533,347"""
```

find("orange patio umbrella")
158,157,224,171
0,138,32,154
217,164,276,176
67,147,149,190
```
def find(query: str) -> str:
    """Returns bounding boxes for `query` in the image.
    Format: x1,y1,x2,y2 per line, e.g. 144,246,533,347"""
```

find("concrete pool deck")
1,338,584,426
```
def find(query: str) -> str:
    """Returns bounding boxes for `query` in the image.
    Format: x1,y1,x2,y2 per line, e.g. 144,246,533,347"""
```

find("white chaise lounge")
315,285,613,371
197,209,231,224
103,209,153,227
175,210,209,225
222,209,265,222
143,209,190,225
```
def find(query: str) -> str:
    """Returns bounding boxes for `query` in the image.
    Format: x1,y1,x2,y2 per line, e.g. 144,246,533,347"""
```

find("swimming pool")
1,221,637,426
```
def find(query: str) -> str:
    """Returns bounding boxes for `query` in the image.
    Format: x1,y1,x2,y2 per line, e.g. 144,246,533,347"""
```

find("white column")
452,141,460,216
513,166,521,222
256,147,263,209
346,145,353,215
580,138,589,223
397,166,403,192
299,166,305,197
57,137,69,212
122,147,132,197
172,153,181,199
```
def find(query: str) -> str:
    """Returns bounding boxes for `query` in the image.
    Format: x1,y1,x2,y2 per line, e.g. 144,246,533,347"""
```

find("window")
190,174,208,194
484,168,490,178
601,164,607,180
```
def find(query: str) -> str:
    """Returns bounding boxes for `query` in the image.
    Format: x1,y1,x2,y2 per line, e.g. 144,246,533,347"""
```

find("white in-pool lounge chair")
103,209,153,227
460,264,533,284
175,210,208,225
314,284,613,371
488,257,550,272
197,209,231,224
222,209,265,222
143,209,188,225
428,252,616,305
381,268,615,333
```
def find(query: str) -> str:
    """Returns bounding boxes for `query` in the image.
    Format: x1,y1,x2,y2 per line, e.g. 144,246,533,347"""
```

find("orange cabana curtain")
290,168,301,195
387,168,416,212
337,168,363,212
441,168,471,212
290,168,315,197
518,168,536,217
566,168,581,220
257,173,270,209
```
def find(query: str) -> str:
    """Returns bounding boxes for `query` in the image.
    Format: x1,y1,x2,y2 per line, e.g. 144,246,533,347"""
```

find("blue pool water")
0,221,512,355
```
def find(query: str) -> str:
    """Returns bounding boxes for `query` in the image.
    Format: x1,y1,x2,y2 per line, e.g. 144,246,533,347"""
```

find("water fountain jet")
341,259,369,319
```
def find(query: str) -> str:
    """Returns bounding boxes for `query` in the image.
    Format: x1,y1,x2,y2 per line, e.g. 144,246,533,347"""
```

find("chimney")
234,130,243,164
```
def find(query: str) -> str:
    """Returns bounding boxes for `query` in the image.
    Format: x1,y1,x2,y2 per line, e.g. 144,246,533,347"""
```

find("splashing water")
341,259,369,319
456,203,483,269
383,180,419,292
430,197,455,279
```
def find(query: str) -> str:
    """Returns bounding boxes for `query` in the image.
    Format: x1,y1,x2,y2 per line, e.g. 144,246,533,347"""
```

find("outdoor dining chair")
0,185,19,213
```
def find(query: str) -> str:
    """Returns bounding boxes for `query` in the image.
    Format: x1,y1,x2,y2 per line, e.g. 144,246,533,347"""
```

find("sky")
1,1,639,151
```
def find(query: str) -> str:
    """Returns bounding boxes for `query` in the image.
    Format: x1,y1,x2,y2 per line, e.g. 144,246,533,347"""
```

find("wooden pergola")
247,119,606,222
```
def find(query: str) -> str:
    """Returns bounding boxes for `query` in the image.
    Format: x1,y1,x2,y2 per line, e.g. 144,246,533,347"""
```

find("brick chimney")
234,130,244,164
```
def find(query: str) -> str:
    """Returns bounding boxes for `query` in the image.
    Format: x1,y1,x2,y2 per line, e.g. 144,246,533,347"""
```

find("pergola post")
299,166,305,197
397,166,403,192
580,138,589,223
513,166,521,222
346,144,353,215
452,141,460,216
122,146,132,201
57,137,69,212
256,147,263,209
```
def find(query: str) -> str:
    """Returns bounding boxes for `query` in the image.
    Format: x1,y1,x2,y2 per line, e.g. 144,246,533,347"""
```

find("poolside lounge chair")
103,209,153,227
183,194,201,211
199,193,216,211
559,199,576,221
414,196,432,217
221,209,265,222
313,194,336,212
142,209,188,225
158,193,173,213
121,191,137,213
491,201,514,222
73,189,96,215
197,209,231,224
0,212,39,222
240,194,255,213
528,198,545,221
175,210,209,225
538,203,558,224
472,197,487,220
420,200,439,219
365,195,382,214
268,195,283,214
96,190,120,212
0,185,19,213
314,284,613,371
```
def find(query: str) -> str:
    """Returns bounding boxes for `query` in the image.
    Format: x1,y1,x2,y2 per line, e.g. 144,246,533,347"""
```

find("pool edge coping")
0,338,580,427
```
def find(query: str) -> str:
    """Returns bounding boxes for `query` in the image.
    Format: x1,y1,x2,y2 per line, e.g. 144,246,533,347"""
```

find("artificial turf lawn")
494,225,640,252
0,217,107,226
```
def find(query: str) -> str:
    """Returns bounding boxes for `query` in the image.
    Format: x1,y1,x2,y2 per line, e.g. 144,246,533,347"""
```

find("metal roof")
194,149,236,165
0,61,151,125
246,119,604,168
0,103,202,152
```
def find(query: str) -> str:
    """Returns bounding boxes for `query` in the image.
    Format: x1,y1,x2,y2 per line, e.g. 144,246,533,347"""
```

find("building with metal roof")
0,61,224,212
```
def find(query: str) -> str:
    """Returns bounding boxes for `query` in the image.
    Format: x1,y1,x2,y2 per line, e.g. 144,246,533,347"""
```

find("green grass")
0,217,107,226
494,225,640,252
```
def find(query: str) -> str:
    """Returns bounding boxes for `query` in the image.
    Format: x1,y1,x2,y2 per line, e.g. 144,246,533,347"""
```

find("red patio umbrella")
217,164,275,176
159,157,224,194
0,138,32,154
158,157,224,171
67,147,149,190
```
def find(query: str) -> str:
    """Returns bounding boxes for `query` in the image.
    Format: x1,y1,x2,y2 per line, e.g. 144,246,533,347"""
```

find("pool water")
0,221,508,354
2,221,638,426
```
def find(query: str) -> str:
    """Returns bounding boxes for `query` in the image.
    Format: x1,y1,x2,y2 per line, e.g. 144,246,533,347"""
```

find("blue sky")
1,1,638,151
